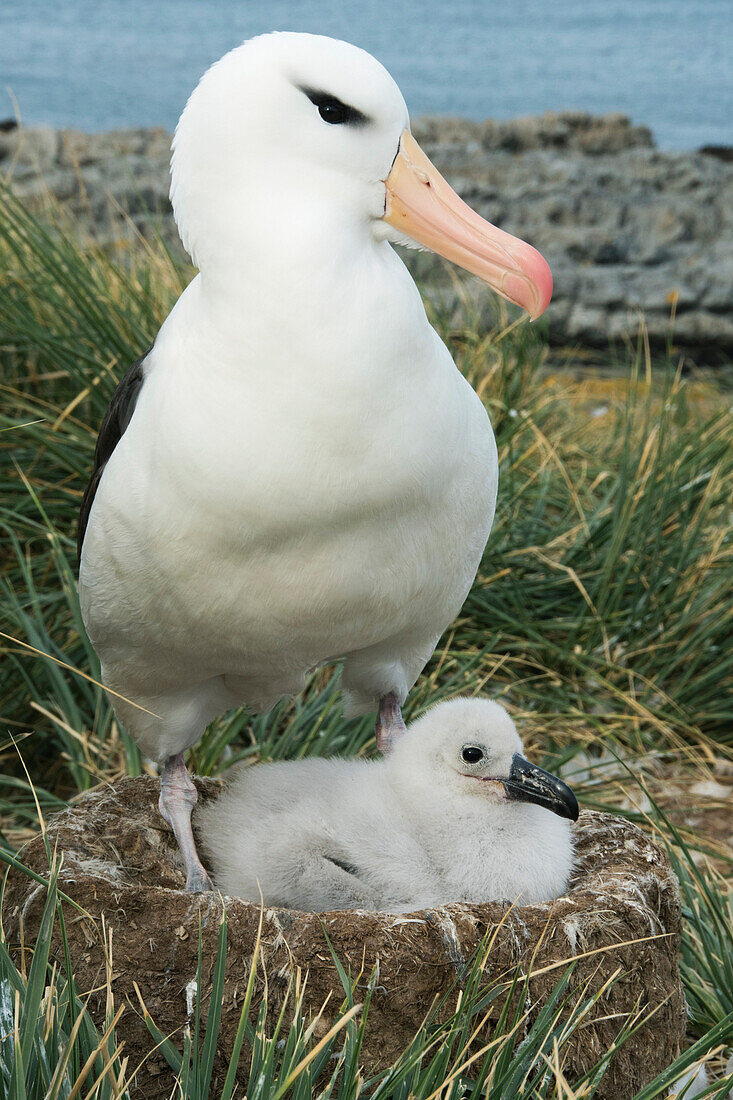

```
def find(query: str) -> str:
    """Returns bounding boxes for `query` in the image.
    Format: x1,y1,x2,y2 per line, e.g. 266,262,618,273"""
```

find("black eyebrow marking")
297,85,370,126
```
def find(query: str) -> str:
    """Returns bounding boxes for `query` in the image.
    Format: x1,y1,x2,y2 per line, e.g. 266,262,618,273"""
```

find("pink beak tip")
526,250,554,321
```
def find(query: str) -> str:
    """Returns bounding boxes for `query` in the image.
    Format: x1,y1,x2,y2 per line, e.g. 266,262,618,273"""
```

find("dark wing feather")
77,349,150,566
325,855,361,877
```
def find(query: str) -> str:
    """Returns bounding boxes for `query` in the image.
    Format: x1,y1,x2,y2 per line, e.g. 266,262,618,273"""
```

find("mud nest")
3,777,685,1099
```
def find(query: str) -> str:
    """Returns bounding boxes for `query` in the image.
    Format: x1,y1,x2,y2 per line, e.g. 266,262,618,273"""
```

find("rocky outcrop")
4,777,685,1099
413,115,733,353
2,113,731,351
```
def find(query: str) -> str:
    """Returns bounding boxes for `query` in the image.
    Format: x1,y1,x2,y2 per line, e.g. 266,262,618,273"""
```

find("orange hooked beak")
383,130,553,320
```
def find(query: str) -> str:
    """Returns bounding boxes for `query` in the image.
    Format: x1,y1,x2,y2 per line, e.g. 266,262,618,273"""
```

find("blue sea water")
1,0,731,149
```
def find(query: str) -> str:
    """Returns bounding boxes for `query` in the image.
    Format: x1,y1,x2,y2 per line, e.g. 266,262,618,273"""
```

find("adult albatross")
77,32,552,892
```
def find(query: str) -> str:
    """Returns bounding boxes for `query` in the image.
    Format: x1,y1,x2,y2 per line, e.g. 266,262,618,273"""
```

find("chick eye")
462,746,484,764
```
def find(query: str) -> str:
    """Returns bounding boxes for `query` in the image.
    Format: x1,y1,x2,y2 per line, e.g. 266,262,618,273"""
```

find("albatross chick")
197,699,577,912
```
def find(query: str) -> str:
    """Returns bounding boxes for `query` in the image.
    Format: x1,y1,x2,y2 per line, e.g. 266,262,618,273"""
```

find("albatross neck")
192,221,420,352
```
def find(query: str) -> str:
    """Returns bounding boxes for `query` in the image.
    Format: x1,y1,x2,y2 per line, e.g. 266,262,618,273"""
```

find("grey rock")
566,304,611,343
1,124,58,170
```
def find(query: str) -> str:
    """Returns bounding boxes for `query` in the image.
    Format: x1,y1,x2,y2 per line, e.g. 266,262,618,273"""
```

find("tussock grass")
1,189,732,1095
0,867,129,1100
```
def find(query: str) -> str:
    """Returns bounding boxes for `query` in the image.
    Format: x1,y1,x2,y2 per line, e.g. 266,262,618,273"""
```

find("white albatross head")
389,698,579,820
170,32,552,318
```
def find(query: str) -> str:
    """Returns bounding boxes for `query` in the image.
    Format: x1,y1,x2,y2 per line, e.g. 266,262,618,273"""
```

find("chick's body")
199,757,431,911
197,699,575,911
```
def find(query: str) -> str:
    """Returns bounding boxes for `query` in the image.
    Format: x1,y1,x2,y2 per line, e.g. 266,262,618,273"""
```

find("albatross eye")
462,746,484,764
319,101,348,124
298,86,369,127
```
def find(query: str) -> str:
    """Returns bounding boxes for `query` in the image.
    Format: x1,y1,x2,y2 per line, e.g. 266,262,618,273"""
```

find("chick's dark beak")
502,754,579,821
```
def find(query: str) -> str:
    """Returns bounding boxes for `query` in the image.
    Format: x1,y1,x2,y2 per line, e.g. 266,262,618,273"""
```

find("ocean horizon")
2,0,731,150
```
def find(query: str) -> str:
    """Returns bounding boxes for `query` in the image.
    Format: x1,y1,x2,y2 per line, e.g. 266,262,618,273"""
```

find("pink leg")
158,753,212,893
375,692,407,755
